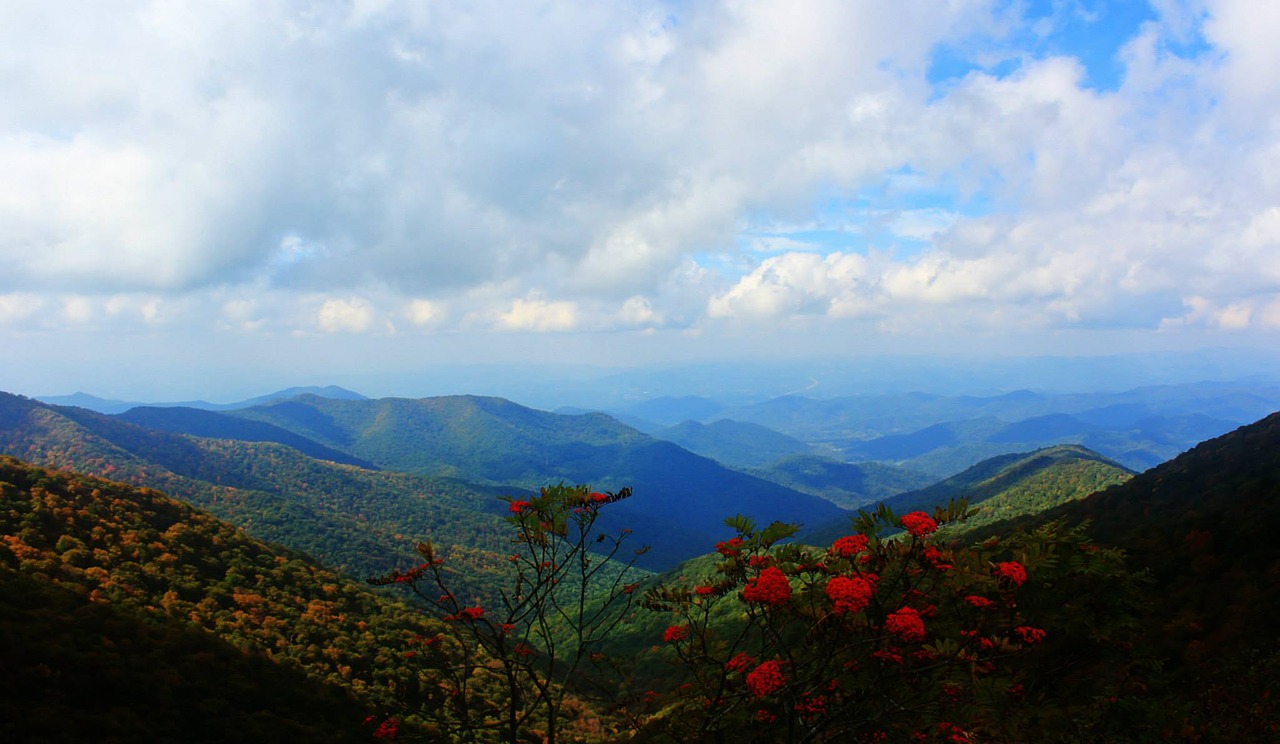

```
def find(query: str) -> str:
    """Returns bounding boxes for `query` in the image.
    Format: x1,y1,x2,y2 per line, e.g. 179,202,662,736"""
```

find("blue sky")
1,0,1278,401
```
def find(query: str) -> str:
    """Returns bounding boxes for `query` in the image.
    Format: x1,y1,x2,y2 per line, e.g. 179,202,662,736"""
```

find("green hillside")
886,445,1133,523
801,445,1133,546
653,418,816,468
749,454,932,509
0,392,518,599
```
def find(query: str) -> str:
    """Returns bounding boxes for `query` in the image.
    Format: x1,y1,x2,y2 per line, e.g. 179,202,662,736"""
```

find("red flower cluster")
963,594,994,609
509,500,530,514
826,575,874,615
900,511,938,537
794,693,828,719
372,717,399,739
742,566,792,606
993,561,1028,586
830,534,870,558
716,537,745,556
921,545,953,570
694,585,715,596
589,491,609,503
1014,626,1047,644
746,659,787,698
885,607,926,643
663,624,688,643
724,652,755,674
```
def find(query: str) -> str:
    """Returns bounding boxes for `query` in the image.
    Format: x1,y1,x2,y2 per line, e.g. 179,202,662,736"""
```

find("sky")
2,0,1279,401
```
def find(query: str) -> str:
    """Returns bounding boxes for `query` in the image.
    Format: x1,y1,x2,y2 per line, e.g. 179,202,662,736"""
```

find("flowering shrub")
641,502,1132,742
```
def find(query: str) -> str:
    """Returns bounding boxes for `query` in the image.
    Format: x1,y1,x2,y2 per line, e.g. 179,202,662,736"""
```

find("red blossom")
509,500,530,514
900,511,938,537
742,566,792,606
794,693,828,718
1014,625,1047,644
993,561,1028,586
590,491,609,503
694,585,715,596
963,594,994,609
826,575,874,615
830,534,870,558
885,607,926,643
921,545,953,570
724,652,756,674
871,648,903,664
746,659,787,698
372,717,399,739
716,537,745,556
458,606,484,621
663,624,688,643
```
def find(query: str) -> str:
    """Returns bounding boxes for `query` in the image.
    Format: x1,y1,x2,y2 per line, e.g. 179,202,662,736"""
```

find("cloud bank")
3,0,1279,353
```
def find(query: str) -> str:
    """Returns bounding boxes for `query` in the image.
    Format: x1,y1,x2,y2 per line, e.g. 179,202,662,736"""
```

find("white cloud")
317,297,375,333
0,293,42,325
0,0,1278,363
498,297,579,332
617,295,661,327
405,299,445,327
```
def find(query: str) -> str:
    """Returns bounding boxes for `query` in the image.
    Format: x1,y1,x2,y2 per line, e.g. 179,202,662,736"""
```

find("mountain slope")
0,456,450,741
116,405,376,468
1025,412,1280,650
800,445,1133,546
883,445,1134,515
0,391,515,594
654,418,816,468
749,455,933,509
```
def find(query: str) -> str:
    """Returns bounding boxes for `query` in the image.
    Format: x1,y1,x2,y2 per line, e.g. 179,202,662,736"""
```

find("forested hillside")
0,456,444,741
0,392,519,598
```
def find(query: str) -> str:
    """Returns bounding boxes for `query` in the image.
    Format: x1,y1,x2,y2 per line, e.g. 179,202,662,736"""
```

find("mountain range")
2,379,1278,740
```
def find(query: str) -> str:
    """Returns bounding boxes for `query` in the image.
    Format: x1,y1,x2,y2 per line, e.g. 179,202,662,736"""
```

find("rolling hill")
653,418,818,468
748,454,932,509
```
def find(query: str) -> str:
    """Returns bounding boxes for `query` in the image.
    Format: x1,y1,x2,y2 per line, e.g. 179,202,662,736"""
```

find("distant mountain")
0,455,446,741
714,383,1280,476
749,455,932,510
225,394,846,568
801,445,1133,545
612,395,726,426
654,419,817,468
116,406,377,468
36,385,366,414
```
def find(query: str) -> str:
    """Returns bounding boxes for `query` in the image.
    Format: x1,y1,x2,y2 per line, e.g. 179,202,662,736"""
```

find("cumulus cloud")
498,297,579,332
317,297,375,333
1,0,1278,354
